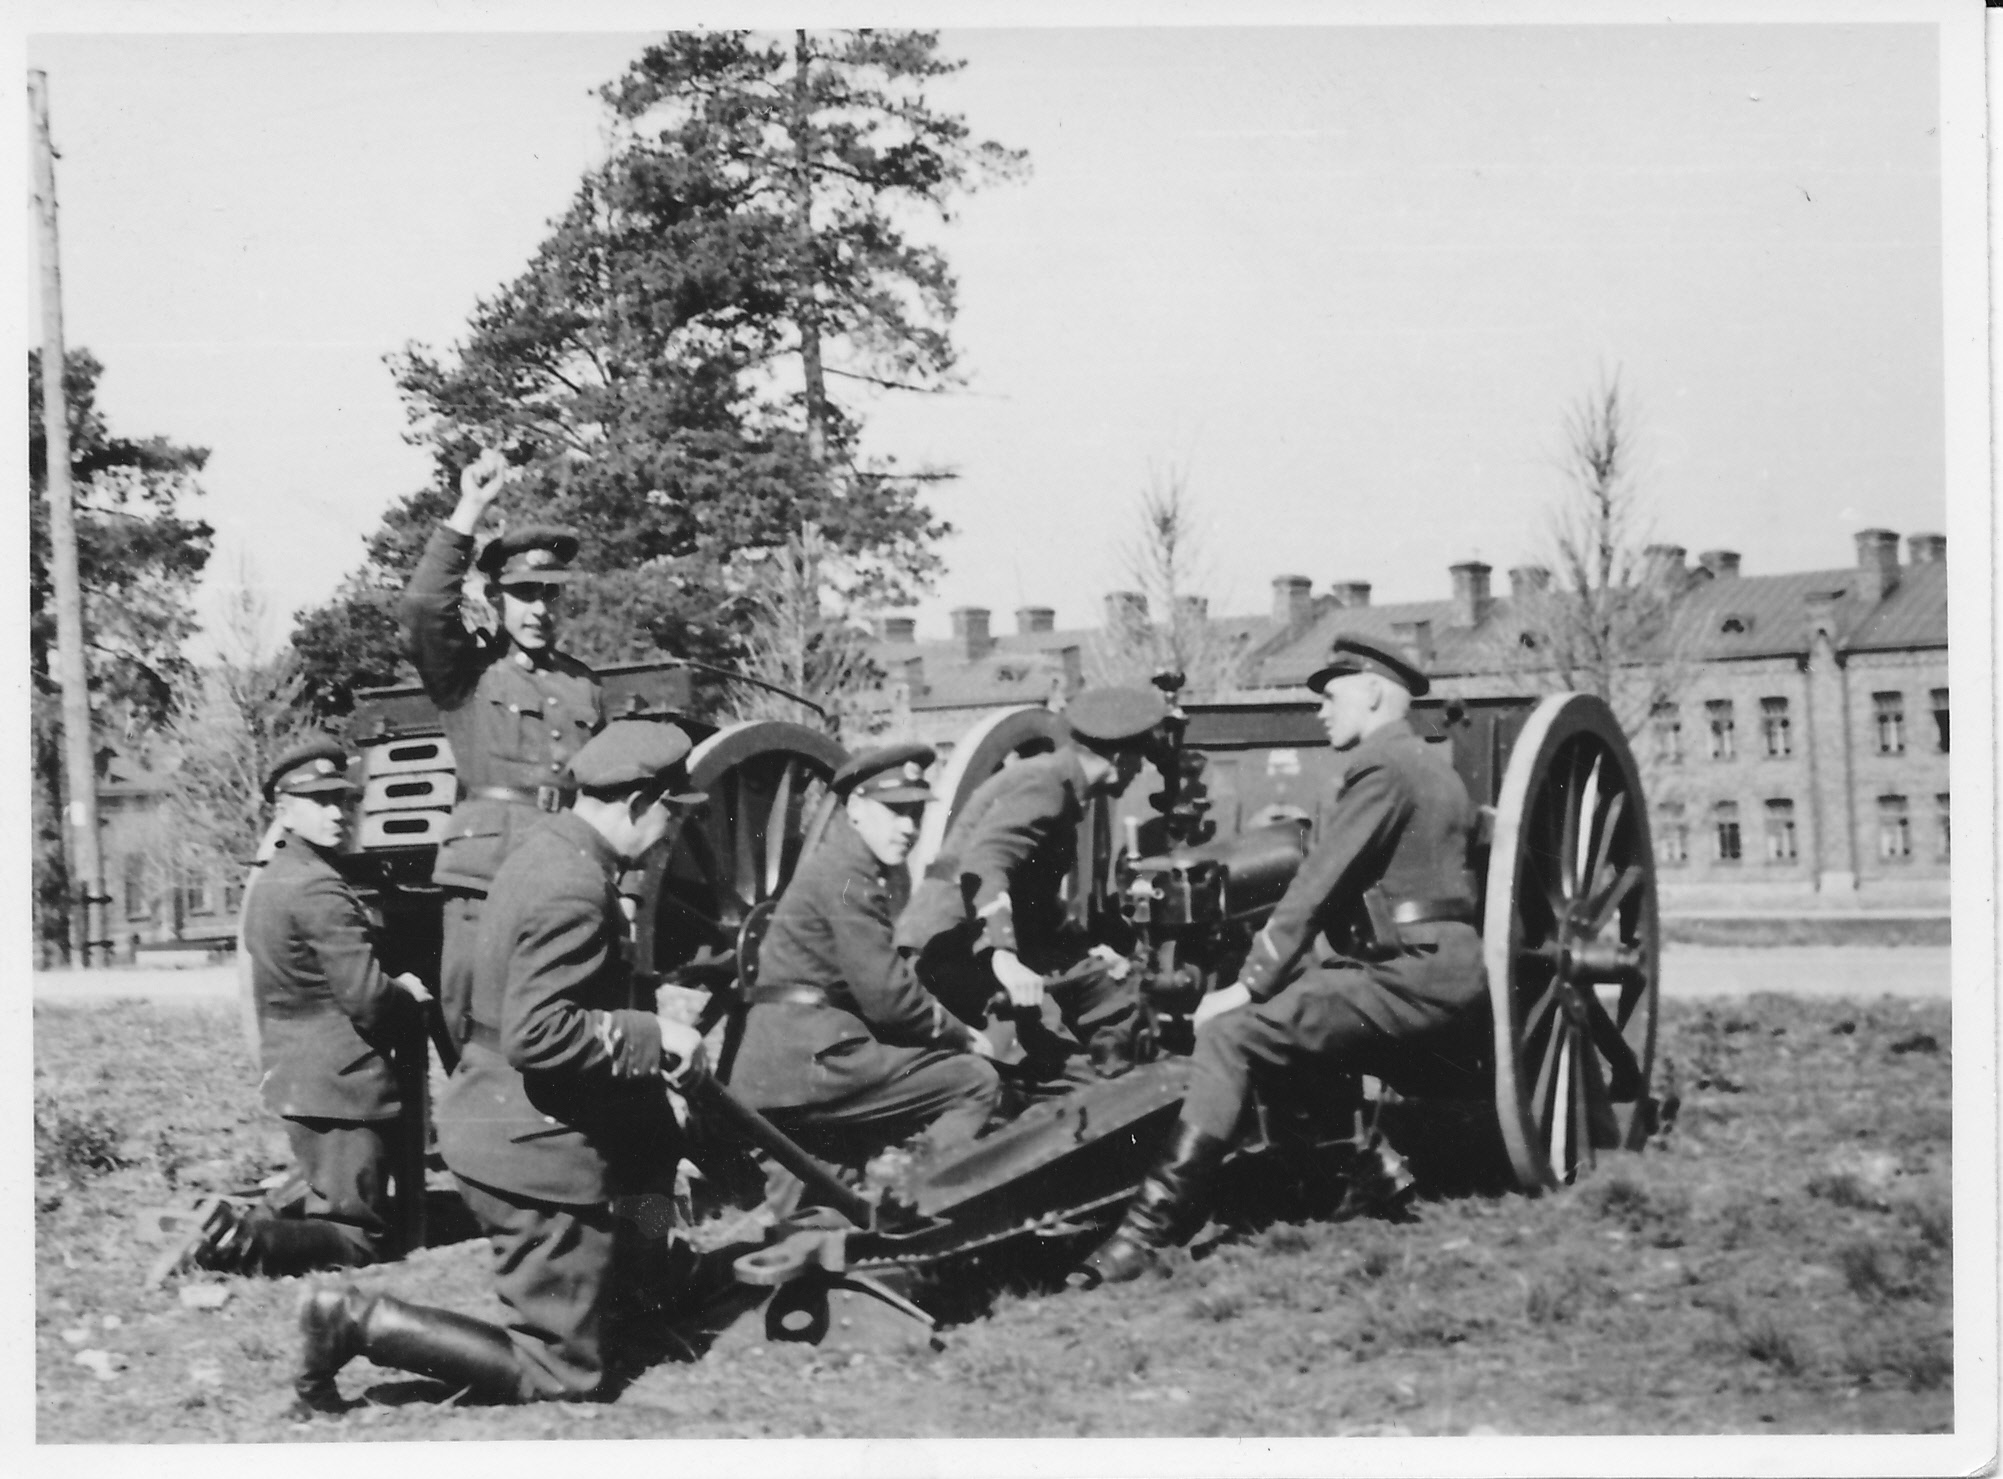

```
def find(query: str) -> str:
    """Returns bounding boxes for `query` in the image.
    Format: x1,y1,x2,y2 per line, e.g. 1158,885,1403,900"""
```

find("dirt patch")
35,992,1953,1440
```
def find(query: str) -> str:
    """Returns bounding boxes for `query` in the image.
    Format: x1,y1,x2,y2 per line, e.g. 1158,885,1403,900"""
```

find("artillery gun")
329,665,1661,1344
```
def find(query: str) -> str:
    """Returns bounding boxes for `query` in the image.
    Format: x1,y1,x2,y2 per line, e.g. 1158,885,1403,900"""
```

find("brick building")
864,527,1949,914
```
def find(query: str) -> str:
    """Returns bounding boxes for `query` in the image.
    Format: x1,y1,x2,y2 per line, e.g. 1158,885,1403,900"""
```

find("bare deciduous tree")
155,564,312,892
730,523,885,741
1087,464,1250,701
1510,371,1695,755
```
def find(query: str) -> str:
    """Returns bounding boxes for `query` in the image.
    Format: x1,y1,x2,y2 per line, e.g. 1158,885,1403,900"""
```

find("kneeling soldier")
893,685,1169,1081
172,740,432,1278
295,721,709,1411
730,744,1001,1168
1077,639,1484,1284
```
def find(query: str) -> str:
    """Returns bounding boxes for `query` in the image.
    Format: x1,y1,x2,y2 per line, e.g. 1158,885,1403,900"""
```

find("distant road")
32,945,1952,1009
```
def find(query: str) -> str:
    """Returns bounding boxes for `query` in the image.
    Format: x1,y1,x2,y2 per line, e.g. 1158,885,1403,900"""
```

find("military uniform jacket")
400,524,604,893
893,748,1090,969
1239,717,1483,1024
436,812,674,1206
731,813,954,1110
244,835,409,1123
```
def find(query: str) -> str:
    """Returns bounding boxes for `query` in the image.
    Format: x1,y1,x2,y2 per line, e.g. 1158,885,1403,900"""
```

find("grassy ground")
35,992,1953,1442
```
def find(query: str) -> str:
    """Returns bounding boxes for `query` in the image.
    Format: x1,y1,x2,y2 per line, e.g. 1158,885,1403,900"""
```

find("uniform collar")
1345,715,1416,763
275,830,342,871
830,808,898,882
547,808,623,873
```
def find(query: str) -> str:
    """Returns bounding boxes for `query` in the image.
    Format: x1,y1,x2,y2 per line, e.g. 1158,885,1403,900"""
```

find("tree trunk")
790,31,828,472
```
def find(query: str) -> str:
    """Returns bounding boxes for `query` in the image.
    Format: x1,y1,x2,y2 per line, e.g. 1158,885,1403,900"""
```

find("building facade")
862,527,1949,914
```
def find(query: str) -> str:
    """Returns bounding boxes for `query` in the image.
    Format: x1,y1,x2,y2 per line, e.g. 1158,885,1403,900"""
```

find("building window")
1713,801,1742,863
122,856,151,921
1656,804,1688,866
1650,704,1683,765
1877,795,1911,861
1930,688,1949,753
1706,700,1736,761
1935,793,1950,861
179,872,216,919
1873,692,1905,755
1760,697,1791,758
1763,799,1797,864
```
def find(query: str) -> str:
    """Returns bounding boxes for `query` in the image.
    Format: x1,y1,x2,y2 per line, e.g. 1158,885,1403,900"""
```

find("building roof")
1247,561,1947,691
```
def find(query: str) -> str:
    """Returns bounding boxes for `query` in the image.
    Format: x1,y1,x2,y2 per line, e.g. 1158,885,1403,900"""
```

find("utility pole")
30,70,108,966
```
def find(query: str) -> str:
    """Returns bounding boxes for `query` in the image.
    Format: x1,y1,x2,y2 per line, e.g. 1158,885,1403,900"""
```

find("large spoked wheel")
1485,693,1660,1192
635,722,848,1073
910,705,1069,878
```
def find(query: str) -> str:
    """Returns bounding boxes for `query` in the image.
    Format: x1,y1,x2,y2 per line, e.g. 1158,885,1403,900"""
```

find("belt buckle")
535,785,562,813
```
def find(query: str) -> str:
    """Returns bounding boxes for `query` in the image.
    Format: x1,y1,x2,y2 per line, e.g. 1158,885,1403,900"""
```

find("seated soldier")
165,740,432,1279
892,685,1169,1084
1076,638,1484,1285
729,744,1001,1169
293,721,710,1412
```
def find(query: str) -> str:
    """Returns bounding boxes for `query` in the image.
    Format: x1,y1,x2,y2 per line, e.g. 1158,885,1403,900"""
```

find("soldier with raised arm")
1077,638,1485,1285
398,448,604,1049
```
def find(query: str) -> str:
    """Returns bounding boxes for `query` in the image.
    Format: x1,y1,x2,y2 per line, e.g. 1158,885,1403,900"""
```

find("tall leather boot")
1073,1122,1230,1287
296,1285,527,1413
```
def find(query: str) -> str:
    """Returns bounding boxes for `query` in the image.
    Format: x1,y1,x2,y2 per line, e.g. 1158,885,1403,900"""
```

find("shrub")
1741,1316,1805,1375
33,1097,133,1181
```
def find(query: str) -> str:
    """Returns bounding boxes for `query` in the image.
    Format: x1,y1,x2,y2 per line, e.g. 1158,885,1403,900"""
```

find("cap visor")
870,784,934,805
499,568,581,587
285,780,356,798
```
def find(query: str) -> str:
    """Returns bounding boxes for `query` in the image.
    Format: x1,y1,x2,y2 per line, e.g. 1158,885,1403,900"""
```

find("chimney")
1697,549,1741,580
1508,565,1551,601
1449,561,1493,627
1390,619,1434,668
1805,592,1842,647
1015,605,1055,635
1854,528,1900,604
1104,590,1149,633
1907,532,1946,567
1272,574,1313,627
1328,581,1372,608
876,613,916,644
1642,544,1687,590
900,655,927,695
1176,594,1209,625
1058,644,1083,697
950,606,993,660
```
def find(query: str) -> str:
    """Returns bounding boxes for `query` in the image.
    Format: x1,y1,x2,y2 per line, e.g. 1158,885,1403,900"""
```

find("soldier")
294,721,709,1411
399,446,604,1049
893,685,1170,1081
166,740,432,1278
1076,638,1484,1284
730,743,1001,1169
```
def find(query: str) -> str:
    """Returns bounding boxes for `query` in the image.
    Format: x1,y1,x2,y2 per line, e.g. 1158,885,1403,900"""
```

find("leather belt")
1390,897,1478,927
748,983,832,1009
472,783,571,813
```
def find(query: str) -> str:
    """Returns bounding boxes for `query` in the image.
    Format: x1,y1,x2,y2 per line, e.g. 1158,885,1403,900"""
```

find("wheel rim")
1485,693,1660,1191
910,705,1068,880
636,721,848,980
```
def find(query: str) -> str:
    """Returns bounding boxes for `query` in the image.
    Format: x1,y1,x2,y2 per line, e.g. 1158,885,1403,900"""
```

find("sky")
22,6,1974,656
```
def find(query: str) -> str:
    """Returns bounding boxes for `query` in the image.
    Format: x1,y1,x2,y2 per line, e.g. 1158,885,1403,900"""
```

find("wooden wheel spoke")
1555,759,1584,900
1571,752,1604,899
1570,1034,1594,1177
1582,987,1644,1098
1584,863,1644,938
762,758,797,901
1582,788,1626,910
1522,979,1560,1038
1549,1031,1573,1175
727,777,762,909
